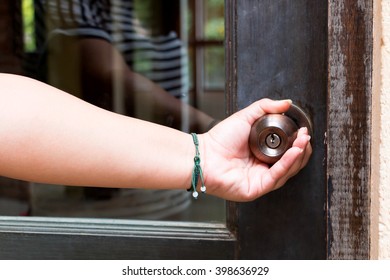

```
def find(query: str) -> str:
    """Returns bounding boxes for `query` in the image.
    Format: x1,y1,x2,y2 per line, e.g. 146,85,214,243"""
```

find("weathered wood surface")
327,1,372,259
226,0,372,259
226,0,328,259
0,217,236,259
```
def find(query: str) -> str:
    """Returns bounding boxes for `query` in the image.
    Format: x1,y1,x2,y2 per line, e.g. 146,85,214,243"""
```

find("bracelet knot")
187,133,206,199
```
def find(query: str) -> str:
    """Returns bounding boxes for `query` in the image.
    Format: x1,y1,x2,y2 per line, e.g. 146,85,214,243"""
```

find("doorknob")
249,103,312,164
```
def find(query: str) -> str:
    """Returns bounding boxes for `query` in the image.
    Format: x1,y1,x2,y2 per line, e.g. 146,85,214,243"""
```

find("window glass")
22,0,36,52
205,46,225,90
0,0,225,222
204,0,224,40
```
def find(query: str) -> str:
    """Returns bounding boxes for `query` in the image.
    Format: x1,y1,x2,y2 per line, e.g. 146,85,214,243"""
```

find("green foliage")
22,0,36,52
205,18,224,40
205,0,224,40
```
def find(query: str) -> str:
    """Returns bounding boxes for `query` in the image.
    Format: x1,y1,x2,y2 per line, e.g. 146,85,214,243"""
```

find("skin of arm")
0,74,311,202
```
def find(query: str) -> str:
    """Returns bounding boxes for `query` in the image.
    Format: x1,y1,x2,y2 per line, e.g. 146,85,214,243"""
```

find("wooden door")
0,0,371,259
225,0,371,259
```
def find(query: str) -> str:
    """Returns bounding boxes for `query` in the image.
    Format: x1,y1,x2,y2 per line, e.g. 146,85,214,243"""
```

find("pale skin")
0,74,311,202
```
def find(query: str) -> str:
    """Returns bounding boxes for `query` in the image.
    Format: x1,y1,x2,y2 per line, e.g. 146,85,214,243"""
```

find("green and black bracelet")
187,133,206,199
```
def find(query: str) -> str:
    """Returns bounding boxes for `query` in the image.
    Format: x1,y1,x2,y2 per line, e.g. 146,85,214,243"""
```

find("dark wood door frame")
327,1,372,259
226,0,372,259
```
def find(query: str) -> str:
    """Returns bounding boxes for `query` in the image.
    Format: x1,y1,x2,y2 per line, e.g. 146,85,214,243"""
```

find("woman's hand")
201,99,312,202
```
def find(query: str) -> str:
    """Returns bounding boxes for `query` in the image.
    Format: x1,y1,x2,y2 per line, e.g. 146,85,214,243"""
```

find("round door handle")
249,103,312,164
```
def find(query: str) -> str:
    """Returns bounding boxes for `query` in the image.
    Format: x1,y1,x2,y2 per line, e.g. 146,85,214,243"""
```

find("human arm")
0,73,194,190
0,74,311,202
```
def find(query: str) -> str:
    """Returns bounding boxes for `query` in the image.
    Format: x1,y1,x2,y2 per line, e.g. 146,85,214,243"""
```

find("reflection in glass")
22,0,36,52
205,47,225,90
0,0,225,222
204,0,225,40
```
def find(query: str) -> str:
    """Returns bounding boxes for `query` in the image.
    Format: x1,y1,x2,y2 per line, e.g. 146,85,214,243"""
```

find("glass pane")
205,46,225,89
0,0,225,223
22,0,36,52
204,0,224,40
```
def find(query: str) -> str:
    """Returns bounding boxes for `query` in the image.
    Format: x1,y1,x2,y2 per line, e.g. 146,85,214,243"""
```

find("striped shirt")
38,0,188,98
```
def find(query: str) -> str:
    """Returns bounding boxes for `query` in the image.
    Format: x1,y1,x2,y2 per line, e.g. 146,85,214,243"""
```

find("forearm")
0,74,194,190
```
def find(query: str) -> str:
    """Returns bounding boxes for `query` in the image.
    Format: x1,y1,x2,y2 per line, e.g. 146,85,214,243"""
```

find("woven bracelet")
187,133,206,199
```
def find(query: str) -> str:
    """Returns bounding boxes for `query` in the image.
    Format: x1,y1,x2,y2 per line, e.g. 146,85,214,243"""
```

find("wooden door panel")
226,0,328,259
226,0,372,259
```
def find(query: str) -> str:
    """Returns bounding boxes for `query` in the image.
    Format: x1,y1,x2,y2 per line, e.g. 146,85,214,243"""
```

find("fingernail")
299,127,308,133
283,99,293,104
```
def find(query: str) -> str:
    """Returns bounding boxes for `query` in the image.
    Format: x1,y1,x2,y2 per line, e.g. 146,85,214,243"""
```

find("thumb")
234,98,293,125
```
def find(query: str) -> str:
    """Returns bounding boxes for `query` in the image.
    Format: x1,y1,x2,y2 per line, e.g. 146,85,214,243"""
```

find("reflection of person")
38,0,215,132
0,74,311,202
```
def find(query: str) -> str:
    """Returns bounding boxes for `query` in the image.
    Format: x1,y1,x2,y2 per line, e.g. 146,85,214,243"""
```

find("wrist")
196,131,227,199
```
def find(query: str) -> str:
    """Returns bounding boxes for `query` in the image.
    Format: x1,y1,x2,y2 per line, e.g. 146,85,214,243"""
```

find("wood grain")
327,0,372,259
226,0,328,259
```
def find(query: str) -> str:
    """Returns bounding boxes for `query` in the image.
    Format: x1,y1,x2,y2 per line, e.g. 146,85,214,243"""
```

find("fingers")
287,127,311,170
267,147,304,189
259,98,292,114
213,99,312,201
234,98,293,125
262,127,312,192
294,127,312,170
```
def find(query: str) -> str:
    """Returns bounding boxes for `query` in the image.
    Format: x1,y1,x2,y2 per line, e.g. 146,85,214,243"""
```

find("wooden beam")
327,0,372,259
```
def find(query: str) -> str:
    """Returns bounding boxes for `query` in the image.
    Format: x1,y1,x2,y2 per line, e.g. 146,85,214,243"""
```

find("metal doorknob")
249,103,312,164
